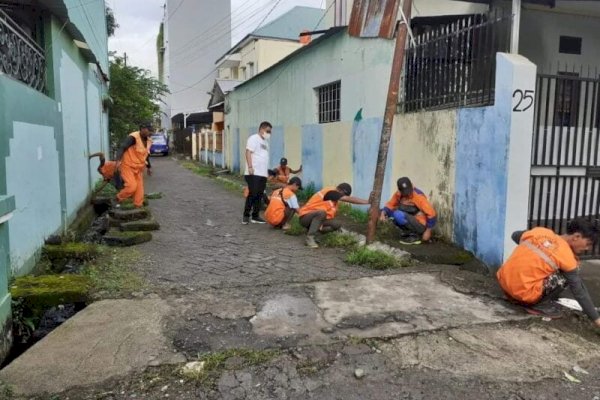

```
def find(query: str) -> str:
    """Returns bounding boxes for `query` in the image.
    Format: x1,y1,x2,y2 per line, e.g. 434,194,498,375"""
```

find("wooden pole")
366,0,412,244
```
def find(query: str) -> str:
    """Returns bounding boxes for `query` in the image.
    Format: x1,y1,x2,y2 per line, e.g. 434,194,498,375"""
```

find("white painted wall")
501,53,537,262
520,7,600,74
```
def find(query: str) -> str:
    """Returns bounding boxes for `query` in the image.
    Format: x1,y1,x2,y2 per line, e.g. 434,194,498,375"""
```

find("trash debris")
354,368,366,379
542,317,552,322
572,365,589,375
563,371,581,383
181,361,206,378
160,385,169,391
556,298,583,311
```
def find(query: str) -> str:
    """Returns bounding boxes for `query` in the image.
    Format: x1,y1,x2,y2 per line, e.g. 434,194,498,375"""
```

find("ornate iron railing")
0,9,45,92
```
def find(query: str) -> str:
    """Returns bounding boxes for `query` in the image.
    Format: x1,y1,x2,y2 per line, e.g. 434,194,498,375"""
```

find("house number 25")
513,89,534,112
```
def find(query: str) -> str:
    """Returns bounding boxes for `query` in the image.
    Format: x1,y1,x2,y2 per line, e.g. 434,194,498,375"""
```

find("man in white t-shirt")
242,121,272,224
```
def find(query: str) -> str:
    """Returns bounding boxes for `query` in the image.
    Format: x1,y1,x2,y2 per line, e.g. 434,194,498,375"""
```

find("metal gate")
528,72,600,257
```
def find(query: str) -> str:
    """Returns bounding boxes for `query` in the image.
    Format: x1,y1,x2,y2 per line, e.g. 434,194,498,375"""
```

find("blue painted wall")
352,117,392,207
454,106,509,267
302,124,323,189
269,126,285,168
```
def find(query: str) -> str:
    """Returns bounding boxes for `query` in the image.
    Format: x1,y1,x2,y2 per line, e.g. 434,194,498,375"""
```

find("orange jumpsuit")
99,161,117,181
117,131,152,207
298,187,339,220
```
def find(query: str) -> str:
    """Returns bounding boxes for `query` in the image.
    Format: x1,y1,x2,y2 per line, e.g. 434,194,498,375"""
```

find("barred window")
316,81,341,124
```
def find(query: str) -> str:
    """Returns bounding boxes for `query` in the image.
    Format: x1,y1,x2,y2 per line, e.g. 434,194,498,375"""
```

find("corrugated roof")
253,6,327,41
216,79,242,94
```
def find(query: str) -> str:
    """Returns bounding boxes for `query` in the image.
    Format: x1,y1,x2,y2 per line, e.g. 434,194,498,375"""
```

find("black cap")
280,157,288,165
337,183,352,196
140,121,154,131
288,177,303,190
397,177,413,196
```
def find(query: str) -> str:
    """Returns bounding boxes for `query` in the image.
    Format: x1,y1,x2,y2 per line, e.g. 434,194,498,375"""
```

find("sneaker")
306,235,319,248
250,216,267,224
525,302,563,319
282,223,291,231
242,216,250,225
399,235,422,245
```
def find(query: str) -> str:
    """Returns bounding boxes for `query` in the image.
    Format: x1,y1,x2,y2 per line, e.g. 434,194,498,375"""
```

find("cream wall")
321,122,353,188
256,40,303,73
391,110,458,239
283,125,302,168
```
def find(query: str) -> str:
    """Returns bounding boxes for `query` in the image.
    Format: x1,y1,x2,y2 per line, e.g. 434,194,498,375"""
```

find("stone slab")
0,299,185,396
120,219,160,232
103,230,152,247
312,273,526,338
109,208,150,221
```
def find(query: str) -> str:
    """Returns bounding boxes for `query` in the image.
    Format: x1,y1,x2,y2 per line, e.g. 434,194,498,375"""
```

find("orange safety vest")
265,187,294,226
299,187,338,220
275,166,290,183
496,227,578,304
99,161,117,180
122,131,152,169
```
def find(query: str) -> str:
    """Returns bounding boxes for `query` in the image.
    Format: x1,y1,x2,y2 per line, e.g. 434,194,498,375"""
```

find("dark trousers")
390,210,426,236
299,211,341,236
275,208,296,228
244,175,267,218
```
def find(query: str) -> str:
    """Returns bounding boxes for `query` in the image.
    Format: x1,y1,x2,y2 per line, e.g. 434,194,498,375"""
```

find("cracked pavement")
3,157,600,399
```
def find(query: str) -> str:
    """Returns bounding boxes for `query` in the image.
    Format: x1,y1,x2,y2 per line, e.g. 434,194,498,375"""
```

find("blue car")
150,134,169,156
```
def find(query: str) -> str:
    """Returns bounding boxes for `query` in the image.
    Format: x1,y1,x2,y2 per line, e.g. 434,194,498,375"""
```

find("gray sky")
108,0,326,77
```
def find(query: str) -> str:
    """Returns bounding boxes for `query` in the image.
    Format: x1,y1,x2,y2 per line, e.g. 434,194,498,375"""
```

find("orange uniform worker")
298,183,369,248
115,123,153,208
380,177,436,245
271,158,302,184
89,152,123,191
497,218,600,325
265,177,303,230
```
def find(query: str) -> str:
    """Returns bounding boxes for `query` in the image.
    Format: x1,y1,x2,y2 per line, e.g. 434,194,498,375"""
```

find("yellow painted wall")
256,40,303,73
322,122,353,187
390,110,457,239
283,126,302,169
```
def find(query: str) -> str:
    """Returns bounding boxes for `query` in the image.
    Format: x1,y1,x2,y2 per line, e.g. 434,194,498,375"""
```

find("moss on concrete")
82,247,145,299
43,243,99,261
10,275,90,309
103,230,152,247
321,232,358,248
110,208,150,221
345,247,406,270
119,219,160,232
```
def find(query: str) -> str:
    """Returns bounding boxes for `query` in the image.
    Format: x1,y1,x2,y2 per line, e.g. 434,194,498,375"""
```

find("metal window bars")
399,9,511,113
0,8,46,92
317,81,341,124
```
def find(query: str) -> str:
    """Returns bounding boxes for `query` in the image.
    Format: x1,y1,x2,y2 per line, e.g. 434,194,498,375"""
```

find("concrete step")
109,208,150,222
103,230,152,247
120,219,160,232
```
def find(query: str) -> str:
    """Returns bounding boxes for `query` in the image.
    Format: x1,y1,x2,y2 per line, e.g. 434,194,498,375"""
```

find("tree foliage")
108,56,169,148
106,6,118,37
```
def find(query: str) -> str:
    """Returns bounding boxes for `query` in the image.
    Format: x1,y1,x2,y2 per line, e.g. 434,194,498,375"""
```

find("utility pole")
123,52,128,67
366,0,412,244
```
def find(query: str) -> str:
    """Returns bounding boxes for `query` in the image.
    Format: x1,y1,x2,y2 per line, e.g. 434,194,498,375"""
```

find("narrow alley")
2,158,600,400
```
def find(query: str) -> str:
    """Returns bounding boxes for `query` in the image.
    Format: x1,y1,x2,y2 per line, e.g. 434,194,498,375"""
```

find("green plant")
82,247,145,298
345,247,406,270
284,216,305,236
296,182,317,204
338,203,369,224
321,232,358,248
182,348,279,387
181,162,213,177
11,298,37,344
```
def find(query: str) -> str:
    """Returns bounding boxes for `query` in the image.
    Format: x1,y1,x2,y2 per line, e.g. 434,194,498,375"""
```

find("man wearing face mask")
242,121,273,224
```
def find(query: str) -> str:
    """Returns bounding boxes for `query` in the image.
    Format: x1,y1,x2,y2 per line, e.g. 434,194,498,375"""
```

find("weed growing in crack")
82,246,145,298
320,233,358,248
182,348,280,387
338,203,369,224
181,161,213,176
345,247,407,270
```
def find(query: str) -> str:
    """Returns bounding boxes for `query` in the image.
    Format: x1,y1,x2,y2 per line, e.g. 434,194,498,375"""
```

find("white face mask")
263,133,271,140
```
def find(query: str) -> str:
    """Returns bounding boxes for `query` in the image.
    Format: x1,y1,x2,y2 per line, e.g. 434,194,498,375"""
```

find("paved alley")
2,158,600,400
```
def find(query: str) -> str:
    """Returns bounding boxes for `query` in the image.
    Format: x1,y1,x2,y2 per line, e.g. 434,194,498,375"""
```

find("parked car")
150,134,169,156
